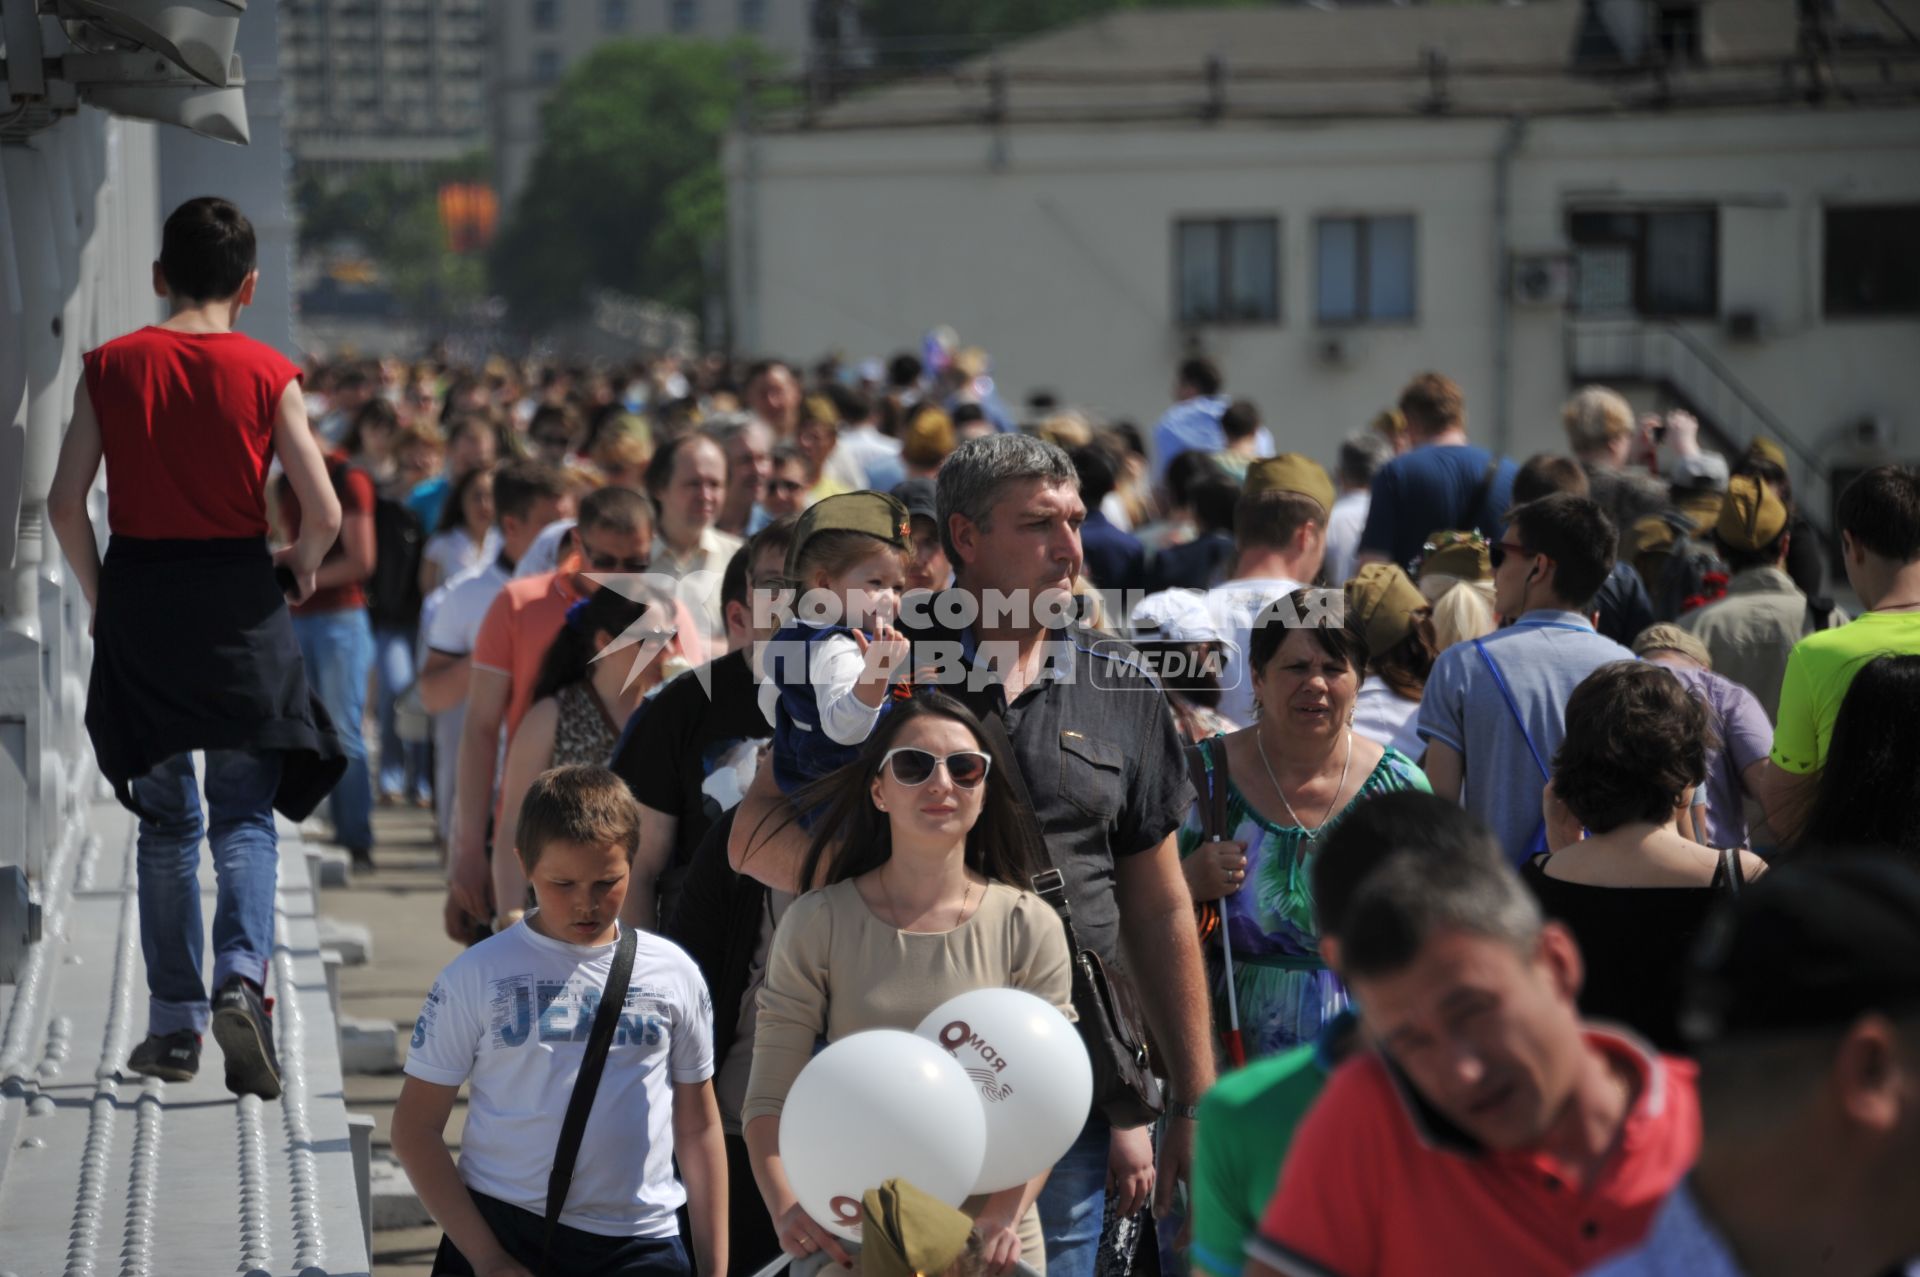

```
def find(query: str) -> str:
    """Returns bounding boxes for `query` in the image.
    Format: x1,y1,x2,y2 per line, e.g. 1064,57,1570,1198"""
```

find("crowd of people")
49,196,1920,1277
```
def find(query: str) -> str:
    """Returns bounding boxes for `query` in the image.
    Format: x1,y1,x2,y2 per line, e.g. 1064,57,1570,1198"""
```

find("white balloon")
779,1029,988,1241
916,988,1095,1193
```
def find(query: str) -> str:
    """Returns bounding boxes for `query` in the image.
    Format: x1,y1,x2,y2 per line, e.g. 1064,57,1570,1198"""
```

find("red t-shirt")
1249,1031,1699,1277
82,326,303,540
280,451,376,615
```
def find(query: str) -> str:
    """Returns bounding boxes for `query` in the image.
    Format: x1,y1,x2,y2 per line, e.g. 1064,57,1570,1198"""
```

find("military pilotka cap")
787,490,913,579
1419,531,1492,583
1244,454,1337,518
1715,474,1788,552
1681,854,1920,1045
1345,563,1427,656
860,1178,977,1277
1747,436,1788,469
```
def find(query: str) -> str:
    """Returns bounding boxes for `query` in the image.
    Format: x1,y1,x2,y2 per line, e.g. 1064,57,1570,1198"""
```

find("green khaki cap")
787,491,913,578
1345,563,1427,657
1244,453,1336,517
1746,437,1788,469
1419,530,1492,583
1716,473,1788,552
860,1178,977,1277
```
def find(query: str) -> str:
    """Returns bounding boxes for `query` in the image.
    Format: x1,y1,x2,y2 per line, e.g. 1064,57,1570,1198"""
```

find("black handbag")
974,710,1167,1130
433,924,639,1277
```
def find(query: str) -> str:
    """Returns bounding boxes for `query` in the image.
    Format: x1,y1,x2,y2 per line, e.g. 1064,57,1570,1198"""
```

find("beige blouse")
743,878,1075,1124
743,878,1075,1271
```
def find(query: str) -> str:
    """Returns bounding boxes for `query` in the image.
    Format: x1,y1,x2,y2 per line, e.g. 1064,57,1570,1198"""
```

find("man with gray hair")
1324,432,1393,585
702,413,774,538
1245,794,1700,1277
730,433,1212,1277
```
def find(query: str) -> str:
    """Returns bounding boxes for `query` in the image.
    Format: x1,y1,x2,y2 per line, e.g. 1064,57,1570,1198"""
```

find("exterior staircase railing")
1564,319,1834,549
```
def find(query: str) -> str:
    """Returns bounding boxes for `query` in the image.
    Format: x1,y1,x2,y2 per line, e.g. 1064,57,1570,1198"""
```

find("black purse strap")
544,924,638,1266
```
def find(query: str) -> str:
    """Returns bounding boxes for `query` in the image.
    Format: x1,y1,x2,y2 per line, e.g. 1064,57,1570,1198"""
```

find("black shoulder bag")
974,710,1166,1130
432,924,638,1277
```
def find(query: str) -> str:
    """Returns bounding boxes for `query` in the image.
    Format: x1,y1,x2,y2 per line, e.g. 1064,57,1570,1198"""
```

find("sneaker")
211,977,283,1100
127,1030,200,1082
349,845,375,873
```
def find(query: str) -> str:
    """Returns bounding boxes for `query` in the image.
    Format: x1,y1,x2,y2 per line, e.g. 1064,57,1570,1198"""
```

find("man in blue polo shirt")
1355,372,1517,571
1417,492,1635,861
1152,356,1273,485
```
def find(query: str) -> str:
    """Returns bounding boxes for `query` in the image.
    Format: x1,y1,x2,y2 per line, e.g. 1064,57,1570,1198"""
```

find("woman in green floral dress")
1178,589,1429,1061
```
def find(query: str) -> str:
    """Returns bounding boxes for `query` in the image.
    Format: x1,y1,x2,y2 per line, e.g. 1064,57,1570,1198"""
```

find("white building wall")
729,106,1920,479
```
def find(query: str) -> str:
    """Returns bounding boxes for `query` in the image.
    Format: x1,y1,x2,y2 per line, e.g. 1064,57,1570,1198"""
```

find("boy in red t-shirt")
47,197,347,1100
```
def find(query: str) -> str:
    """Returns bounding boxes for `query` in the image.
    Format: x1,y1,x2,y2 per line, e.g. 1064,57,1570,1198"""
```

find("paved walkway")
325,801,463,1276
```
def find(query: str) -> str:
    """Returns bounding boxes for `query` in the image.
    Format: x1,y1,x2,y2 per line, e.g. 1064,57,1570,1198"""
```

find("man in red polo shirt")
1246,798,1699,1277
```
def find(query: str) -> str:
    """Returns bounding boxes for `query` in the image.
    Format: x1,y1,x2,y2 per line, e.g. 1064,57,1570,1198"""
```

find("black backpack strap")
544,924,638,1269
1462,456,1502,534
1717,845,1745,895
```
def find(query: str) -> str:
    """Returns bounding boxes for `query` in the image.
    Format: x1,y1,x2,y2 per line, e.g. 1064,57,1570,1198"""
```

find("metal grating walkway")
0,795,371,1276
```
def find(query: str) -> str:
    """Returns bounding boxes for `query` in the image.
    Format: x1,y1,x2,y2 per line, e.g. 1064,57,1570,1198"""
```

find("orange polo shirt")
1248,1030,1698,1277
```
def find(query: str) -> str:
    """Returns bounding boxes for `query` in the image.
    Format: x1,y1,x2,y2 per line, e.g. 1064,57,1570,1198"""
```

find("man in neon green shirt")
1763,465,1920,831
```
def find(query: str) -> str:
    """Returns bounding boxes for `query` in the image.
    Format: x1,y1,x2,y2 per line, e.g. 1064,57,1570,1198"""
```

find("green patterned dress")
1177,740,1430,1060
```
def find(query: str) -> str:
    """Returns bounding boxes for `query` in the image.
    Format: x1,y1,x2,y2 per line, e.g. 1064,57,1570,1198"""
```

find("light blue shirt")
1417,610,1636,861
1584,1181,1745,1277
1152,395,1274,483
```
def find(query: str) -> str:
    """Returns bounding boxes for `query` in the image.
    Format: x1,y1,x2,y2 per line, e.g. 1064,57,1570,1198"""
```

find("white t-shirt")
424,560,510,657
1352,675,1424,760
1323,490,1370,587
1204,576,1306,725
424,527,501,586
405,917,715,1237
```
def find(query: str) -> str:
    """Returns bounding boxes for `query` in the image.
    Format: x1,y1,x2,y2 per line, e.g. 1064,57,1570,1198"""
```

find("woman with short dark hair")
1526,661,1767,1049
1178,588,1430,1061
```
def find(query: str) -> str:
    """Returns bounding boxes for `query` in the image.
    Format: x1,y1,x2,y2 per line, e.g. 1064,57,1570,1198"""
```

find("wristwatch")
1169,1101,1203,1121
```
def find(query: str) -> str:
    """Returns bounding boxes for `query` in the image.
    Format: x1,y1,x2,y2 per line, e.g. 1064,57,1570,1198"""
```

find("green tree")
491,38,777,331
294,152,491,325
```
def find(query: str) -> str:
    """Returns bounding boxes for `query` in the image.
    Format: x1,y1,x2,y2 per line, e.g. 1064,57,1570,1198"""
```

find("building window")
1315,214,1416,324
670,0,698,32
533,47,562,84
1570,207,1717,318
531,0,559,32
601,0,627,30
1175,217,1279,326
1824,205,1920,317
738,0,766,31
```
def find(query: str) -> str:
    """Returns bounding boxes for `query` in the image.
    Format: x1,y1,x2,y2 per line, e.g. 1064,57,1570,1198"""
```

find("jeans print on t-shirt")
481,975,662,1049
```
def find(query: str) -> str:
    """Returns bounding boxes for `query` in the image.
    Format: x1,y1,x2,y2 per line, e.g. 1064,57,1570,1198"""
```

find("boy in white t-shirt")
392,766,726,1277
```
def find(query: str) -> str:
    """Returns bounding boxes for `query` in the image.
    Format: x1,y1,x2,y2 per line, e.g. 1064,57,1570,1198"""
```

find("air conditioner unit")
1510,253,1573,306
1313,334,1353,367
1724,308,1766,342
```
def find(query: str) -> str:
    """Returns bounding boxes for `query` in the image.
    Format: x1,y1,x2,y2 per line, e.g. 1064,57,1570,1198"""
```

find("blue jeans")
292,608,374,852
1038,1114,1110,1277
130,750,284,1036
372,623,429,800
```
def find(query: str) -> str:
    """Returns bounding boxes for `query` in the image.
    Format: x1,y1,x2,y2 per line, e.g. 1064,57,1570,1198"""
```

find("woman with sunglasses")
490,584,689,928
741,693,1073,1275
